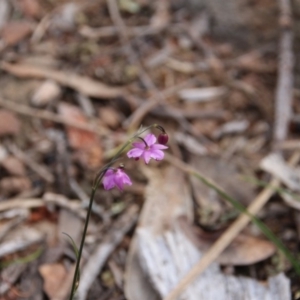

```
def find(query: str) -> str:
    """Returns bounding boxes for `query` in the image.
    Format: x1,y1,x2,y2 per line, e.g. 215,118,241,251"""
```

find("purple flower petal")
127,148,144,158
132,142,145,150
104,169,114,176
114,175,125,190
122,173,132,185
103,172,116,190
151,144,168,150
144,134,156,146
102,168,132,191
150,149,164,161
142,151,152,164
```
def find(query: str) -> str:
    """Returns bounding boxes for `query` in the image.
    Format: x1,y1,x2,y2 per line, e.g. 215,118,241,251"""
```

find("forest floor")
0,0,300,300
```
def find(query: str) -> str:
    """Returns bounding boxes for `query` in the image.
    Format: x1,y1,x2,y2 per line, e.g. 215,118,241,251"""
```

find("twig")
273,0,294,145
0,62,122,99
163,151,300,300
123,77,197,130
0,97,108,136
7,143,55,183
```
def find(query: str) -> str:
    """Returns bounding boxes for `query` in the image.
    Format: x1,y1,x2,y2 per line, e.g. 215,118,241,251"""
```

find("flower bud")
158,133,168,145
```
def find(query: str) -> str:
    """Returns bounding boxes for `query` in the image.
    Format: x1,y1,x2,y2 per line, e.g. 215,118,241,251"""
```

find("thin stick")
0,97,108,136
164,151,300,300
273,0,294,144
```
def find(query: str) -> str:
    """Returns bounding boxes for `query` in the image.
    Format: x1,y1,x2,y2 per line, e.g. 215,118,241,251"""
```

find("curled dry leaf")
1,62,123,99
260,153,300,192
39,263,67,299
180,218,276,266
0,110,21,136
31,80,61,106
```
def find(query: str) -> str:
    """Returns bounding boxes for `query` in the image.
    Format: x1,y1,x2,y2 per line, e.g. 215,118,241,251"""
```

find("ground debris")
0,0,299,298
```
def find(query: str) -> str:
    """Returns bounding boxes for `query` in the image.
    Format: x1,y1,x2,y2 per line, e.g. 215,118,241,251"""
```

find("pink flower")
103,168,132,191
127,133,168,164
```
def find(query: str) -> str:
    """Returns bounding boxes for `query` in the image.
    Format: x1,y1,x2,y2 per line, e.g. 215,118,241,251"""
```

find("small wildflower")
127,133,168,164
103,167,132,191
158,133,169,145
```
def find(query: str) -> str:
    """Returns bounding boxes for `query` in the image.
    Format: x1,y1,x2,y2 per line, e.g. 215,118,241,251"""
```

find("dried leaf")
150,0,170,30
260,153,300,192
58,103,98,149
0,110,21,136
181,219,276,265
178,87,228,102
39,263,67,299
49,3,79,32
0,155,26,176
58,103,103,168
212,119,249,139
0,225,43,258
31,80,61,106
189,156,255,226
1,21,34,46
1,62,123,99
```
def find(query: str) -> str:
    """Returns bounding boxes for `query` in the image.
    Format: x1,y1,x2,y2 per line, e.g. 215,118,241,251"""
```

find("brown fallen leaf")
39,263,67,299
180,218,276,266
1,62,123,99
189,155,256,226
0,110,21,136
58,102,103,168
1,21,34,46
58,103,100,149
31,80,61,106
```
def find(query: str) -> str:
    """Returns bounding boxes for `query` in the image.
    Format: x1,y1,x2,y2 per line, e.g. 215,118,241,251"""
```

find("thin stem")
137,137,148,148
69,175,103,300
69,124,161,299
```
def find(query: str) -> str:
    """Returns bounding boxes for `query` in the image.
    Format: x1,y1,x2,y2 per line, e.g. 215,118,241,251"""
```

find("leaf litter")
0,0,299,299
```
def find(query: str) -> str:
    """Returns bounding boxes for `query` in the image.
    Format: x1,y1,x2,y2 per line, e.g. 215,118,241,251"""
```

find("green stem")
69,176,102,300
